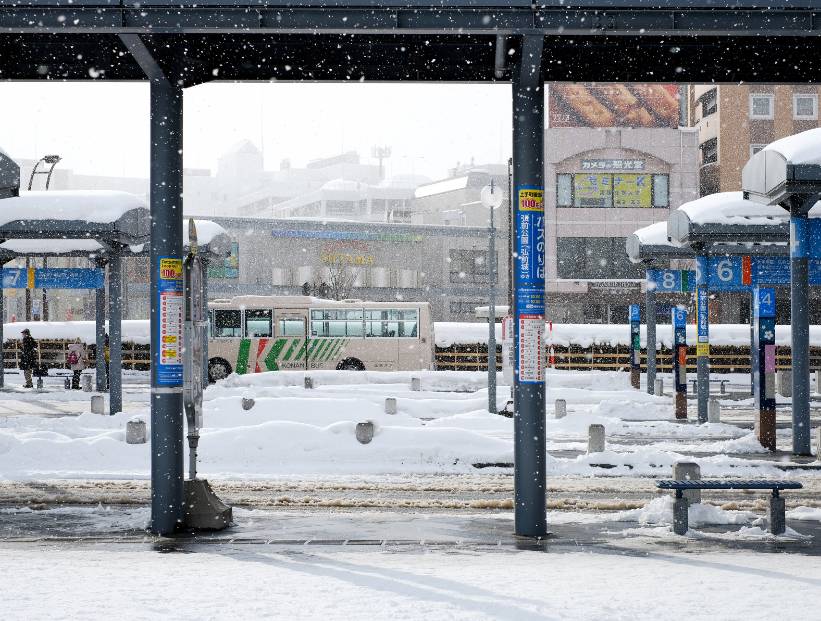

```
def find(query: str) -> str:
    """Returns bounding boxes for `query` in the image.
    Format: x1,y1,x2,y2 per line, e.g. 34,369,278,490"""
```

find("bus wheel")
208,358,233,383
337,358,365,371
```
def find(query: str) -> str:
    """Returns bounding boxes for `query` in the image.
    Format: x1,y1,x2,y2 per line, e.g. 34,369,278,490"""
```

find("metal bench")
688,378,730,395
656,479,803,536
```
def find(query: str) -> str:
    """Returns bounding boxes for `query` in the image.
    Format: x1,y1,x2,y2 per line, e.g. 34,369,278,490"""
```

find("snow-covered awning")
626,222,694,263
667,192,790,247
0,190,150,245
743,128,821,207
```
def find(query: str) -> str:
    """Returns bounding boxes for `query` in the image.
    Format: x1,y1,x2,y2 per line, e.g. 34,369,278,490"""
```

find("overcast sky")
0,82,513,182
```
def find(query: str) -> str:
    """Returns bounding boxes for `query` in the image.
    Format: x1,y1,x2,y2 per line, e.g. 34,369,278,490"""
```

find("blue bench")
656,479,803,536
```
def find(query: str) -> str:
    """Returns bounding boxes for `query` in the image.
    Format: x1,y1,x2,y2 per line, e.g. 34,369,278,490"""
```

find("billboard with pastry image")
548,83,680,128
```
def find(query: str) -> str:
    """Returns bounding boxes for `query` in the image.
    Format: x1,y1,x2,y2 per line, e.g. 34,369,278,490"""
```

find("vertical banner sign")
696,287,709,356
157,257,184,386
515,186,545,384
672,307,688,419
753,287,777,451
629,304,641,389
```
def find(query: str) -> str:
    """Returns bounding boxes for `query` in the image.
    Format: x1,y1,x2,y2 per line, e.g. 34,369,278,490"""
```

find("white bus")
207,295,435,380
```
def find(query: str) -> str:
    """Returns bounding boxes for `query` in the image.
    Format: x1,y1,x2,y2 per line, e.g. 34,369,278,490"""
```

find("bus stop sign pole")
672,307,688,420
629,304,641,389
753,286,777,451
511,35,546,538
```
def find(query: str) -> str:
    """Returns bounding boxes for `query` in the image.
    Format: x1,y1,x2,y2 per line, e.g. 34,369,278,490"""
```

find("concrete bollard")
82,374,92,392
64,377,71,390
654,378,664,396
673,462,701,504
385,397,397,415
587,424,605,454
241,397,255,411
126,418,147,444
411,377,421,392
777,369,792,397
355,421,375,444
304,376,314,389
91,394,105,415
707,399,721,424
36,376,43,390
554,399,567,419
768,494,786,535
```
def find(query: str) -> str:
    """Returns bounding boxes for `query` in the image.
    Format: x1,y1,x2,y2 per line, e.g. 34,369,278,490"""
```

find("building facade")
544,126,700,323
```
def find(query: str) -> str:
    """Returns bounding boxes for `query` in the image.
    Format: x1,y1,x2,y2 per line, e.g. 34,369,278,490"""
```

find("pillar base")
675,392,688,419
630,368,641,390
755,409,777,452
183,479,232,531
768,495,786,535
673,496,689,536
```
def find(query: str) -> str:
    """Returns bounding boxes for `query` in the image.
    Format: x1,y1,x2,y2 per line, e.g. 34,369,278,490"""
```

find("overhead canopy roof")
626,222,694,263
0,190,150,245
742,128,821,207
0,218,231,260
667,191,795,247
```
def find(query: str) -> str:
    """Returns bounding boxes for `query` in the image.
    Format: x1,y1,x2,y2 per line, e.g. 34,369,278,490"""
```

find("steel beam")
95,258,107,392
511,34,546,538
645,272,656,396
790,211,812,455
108,253,123,415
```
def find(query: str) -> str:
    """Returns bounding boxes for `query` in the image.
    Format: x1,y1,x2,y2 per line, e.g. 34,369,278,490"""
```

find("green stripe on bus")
294,340,311,361
282,338,301,362
314,339,332,361
263,338,289,371
329,339,346,361
236,339,251,375
305,340,321,361
324,339,341,361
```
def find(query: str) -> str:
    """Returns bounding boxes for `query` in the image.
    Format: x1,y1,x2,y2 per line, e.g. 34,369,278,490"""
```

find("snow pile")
614,496,755,527
786,506,821,522
0,190,145,225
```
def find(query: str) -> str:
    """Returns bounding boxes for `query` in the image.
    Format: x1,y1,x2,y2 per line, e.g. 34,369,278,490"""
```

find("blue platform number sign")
647,269,694,293
629,304,640,323
514,186,545,384
156,257,184,387
672,307,687,328
754,287,776,319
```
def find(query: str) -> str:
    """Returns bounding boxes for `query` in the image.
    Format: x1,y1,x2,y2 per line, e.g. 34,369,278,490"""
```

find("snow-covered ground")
1,368,817,479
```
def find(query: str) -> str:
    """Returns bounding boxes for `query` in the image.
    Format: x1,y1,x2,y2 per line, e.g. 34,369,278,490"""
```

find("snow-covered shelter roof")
0,190,150,245
626,222,694,263
667,191,790,247
0,147,19,199
742,128,821,207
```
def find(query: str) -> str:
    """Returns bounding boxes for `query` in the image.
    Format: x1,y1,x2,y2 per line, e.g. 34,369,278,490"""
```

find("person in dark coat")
19,328,38,388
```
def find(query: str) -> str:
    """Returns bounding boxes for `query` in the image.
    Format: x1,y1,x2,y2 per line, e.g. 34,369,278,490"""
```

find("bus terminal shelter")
3,1,821,536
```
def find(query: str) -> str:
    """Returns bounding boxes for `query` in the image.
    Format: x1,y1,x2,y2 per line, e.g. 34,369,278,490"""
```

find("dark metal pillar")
201,257,210,391
753,287,777,451
511,35,546,538
750,290,756,394
629,304,641,389
695,255,710,423
108,254,123,415
645,271,657,395
95,258,107,392
789,211,811,455
0,260,5,389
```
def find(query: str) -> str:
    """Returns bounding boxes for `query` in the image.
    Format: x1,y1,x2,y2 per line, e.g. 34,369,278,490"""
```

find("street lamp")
481,181,504,414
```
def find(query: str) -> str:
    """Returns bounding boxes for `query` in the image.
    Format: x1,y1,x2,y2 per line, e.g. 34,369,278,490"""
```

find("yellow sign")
518,188,544,212
574,174,611,207
320,253,375,266
696,343,710,357
613,174,652,208
159,258,183,280
26,267,35,289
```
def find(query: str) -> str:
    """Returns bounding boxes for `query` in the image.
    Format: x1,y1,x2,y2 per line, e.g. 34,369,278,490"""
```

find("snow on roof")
675,191,787,226
763,127,821,165
0,190,146,225
632,222,673,246
320,178,365,193
190,219,227,247
414,176,469,199
0,239,105,254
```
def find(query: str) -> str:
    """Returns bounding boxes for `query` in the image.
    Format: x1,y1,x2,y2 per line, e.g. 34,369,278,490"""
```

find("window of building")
750,144,767,157
364,309,418,338
700,138,718,165
558,173,667,208
212,309,242,338
701,88,718,117
310,309,364,337
449,249,491,283
749,93,774,119
244,309,272,338
793,94,818,120
557,173,573,207
556,238,646,279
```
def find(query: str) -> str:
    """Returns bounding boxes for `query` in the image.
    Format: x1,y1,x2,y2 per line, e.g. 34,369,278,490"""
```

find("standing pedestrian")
66,338,87,390
19,328,37,389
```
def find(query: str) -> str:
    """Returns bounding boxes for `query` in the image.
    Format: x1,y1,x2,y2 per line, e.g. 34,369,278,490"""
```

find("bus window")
278,317,305,337
365,309,418,338
310,309,363,337
245,309,273,338
213,309,242,338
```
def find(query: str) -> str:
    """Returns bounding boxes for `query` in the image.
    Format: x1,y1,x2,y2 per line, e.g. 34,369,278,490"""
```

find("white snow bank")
3,320,150,344
786,506,821,522
675,191,786,226
0,190,145,225
614,496,755,527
